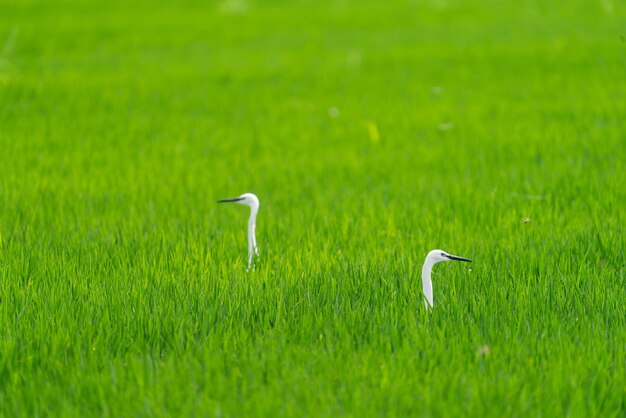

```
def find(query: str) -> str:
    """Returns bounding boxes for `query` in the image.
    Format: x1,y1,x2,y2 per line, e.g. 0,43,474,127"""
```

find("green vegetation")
1,0,625,416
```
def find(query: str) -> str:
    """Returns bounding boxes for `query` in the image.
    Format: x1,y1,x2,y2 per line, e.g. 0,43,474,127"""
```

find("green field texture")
1,0,625,416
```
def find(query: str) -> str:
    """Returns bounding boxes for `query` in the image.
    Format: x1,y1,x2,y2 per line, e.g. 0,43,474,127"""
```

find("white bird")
422,249,472,310
218,193,260,270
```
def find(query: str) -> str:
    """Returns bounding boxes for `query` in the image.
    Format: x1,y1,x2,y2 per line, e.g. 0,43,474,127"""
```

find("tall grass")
1,0,625,416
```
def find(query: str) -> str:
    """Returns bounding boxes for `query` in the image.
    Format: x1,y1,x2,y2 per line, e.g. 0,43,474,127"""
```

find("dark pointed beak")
446,254,472,263
218,197,244,203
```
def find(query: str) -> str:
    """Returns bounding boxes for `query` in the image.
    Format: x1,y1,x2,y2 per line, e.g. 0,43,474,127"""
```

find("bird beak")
217,197,244,203
446,254,472,262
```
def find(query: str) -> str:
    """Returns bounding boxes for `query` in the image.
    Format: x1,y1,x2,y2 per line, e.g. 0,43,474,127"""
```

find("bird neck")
422,256,438,272
247,206,259,264
247,205,258,224
247,207,258,242
421,259,435,309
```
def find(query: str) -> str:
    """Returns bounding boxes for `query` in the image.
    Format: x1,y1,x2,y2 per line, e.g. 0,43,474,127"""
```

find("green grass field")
1,0,626,416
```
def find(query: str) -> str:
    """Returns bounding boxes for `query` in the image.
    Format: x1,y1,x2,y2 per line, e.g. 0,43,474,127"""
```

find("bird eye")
440,253,445,257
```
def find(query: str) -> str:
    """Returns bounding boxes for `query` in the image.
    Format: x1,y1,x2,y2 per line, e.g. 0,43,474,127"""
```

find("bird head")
427,249,472,264
218,193,260,210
